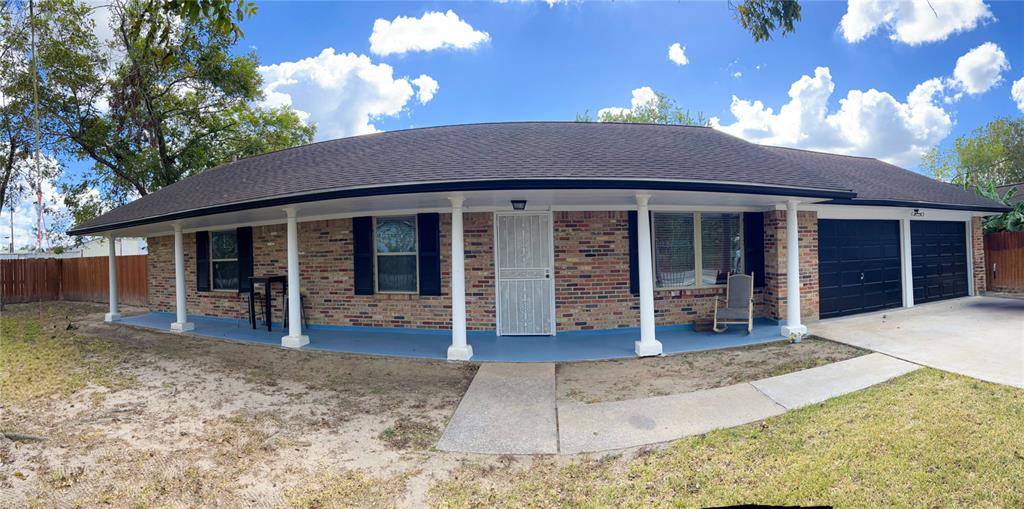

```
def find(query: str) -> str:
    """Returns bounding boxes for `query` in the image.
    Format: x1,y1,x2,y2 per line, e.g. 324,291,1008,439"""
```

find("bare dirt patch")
556,337,867,404
0,301,477,508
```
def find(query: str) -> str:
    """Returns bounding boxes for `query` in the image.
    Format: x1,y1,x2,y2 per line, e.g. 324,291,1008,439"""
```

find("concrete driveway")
812,296,1024,388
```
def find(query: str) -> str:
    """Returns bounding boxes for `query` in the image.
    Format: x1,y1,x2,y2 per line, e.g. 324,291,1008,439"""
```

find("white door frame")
493,211,556,336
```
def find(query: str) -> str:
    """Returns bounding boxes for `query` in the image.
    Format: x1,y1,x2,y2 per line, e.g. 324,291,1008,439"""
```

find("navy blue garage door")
818,219,903,319
911,221,968,304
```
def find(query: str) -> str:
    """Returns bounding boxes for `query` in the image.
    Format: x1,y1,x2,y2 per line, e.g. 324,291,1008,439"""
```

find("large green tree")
732,0,801,42
576,91,709,126
0,0,34,215
1,0,63,251
25,0,314,225
923,117,1024,188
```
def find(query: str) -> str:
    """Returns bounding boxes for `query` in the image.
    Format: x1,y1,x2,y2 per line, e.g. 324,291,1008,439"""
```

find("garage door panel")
911,220,968,305
818,219,903,319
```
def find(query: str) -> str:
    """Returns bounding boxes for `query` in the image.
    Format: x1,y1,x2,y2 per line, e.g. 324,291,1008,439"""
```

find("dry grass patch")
433,369,1024,508
286,470,410,508
0,303,132,405
379,417,441,451
557,337,865,403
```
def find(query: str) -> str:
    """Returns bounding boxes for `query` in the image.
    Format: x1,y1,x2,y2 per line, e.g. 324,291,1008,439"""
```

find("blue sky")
240,0,1023,168
13,1,1024,249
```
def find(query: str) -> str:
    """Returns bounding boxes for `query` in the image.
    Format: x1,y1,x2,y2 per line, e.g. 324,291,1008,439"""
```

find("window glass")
375,217,417,253
376,255,418,292
375,216,418,292
211,231,237,259
212,260,239,291
700,213,742,285
210,231,239,291
653,213,695,288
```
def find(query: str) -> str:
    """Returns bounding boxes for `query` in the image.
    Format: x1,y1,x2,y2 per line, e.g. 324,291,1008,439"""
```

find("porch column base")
104,313,121,323
447,344,473,361
634,339,663,357
281,334,310,349
171,321,194,333
780,324,807,342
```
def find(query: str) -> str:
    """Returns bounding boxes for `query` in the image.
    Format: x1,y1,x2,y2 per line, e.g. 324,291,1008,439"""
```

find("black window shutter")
628,211,639,296
743,212,765,288
352,216,374,295
195,231,210,292
236,226,254,293
417,213,442,296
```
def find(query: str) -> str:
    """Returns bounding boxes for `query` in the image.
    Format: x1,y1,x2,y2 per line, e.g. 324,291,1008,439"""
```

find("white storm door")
495,212,555,336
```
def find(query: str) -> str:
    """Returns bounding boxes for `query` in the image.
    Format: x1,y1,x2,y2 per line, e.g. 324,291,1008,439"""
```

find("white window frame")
651,211,745,290
209,229,239,292
373,215,420,294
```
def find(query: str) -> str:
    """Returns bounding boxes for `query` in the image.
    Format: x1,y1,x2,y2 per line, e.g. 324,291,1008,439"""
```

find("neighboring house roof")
763,146,1008,212
997,183,1022,205
69,122,1006,235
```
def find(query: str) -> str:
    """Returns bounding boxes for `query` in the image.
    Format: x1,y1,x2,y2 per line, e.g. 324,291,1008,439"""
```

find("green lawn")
432,369,1024,508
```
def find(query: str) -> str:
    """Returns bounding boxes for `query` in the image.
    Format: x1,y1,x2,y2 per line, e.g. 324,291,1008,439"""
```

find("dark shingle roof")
70,122,1006,235
763,146,1008,212
997,183,1022,205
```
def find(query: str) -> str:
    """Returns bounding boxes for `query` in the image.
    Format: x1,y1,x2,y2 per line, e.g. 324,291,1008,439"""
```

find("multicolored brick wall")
971,216,986,294
149,210,787,332
551,211,766,330
552,211,637,330
763,210,819,322
148,213,496,330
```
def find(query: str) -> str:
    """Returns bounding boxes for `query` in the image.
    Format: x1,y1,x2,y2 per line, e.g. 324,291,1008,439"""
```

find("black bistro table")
248,275,287,331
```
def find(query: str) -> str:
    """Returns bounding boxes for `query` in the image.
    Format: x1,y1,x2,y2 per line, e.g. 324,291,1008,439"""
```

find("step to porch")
436,363,558,454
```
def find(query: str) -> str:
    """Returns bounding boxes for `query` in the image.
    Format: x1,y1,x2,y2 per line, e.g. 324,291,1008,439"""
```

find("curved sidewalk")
437,353,920,455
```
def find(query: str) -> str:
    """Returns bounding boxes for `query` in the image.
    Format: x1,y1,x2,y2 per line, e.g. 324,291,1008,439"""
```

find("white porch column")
635,193,663,357
447,196,473,361
170,224,194,332
104,234,121,322
282,207,309,348
900,218,914,308
781,200,807,341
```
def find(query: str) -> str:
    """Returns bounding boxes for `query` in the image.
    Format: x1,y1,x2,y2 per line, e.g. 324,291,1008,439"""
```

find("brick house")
70,123,1006,360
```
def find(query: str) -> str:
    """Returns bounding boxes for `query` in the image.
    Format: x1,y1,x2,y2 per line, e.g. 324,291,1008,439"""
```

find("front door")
495,212,555,336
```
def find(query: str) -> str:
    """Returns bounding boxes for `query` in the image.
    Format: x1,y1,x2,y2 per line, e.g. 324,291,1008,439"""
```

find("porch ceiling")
99,188,824,238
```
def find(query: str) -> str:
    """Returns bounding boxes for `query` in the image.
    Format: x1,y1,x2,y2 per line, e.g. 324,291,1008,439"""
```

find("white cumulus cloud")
411,74,439,104
597,86,659,118
668,43,689,66
732,71,743,79
840,0,993,45
952,42,1009,95
259,48,436,140
711,67,952,167
1012,76,1024,113
369,10,490,56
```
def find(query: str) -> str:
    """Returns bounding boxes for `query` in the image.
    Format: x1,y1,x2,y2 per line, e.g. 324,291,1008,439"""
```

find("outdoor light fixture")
511,200,527,210
911,209,924,217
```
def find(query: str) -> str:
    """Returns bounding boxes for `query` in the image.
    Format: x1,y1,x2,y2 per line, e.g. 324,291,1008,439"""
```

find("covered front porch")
118,311,786,362
97,187,817,361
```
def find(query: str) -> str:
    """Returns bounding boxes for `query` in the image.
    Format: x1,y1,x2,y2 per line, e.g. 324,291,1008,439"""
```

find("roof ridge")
199,121,716,173
765,144,882,161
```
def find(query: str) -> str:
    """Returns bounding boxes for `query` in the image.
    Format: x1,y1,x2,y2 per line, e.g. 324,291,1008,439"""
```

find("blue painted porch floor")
118,312,785,362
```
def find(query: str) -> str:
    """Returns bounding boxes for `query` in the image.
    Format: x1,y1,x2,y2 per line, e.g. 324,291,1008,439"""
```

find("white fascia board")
810,204,976,221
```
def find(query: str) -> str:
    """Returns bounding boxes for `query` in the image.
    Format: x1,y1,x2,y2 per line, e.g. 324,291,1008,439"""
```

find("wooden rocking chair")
713,273,754,334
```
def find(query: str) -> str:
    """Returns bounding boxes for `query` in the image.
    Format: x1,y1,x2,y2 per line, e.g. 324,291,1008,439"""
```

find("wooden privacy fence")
1,255,148,306
984,232,1024,293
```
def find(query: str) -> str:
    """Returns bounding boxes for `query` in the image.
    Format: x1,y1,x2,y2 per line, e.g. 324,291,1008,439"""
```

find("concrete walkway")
559,383,785,454
438,353,920,455
751,353,921,409
437,363,559,454
813,297,1024,388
